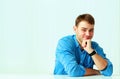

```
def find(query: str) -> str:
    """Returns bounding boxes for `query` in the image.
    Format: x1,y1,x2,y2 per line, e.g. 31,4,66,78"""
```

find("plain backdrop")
0,0,120,75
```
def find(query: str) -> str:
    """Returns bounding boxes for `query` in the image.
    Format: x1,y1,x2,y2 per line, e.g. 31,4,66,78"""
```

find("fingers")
81,40,93,53
86,40,91,47
82,40,91,48
82,40,87,48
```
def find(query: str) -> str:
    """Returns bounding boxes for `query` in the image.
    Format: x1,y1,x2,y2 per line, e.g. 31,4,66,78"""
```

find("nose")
86,31,90,36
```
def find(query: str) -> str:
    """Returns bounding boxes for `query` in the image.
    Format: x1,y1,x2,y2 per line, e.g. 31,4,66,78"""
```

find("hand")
84,68,101,76
82,40,94,54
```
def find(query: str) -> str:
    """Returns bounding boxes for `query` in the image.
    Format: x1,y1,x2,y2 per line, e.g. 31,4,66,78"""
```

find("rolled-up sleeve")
93,42,113,76
56,39,86,77
100,59,113,76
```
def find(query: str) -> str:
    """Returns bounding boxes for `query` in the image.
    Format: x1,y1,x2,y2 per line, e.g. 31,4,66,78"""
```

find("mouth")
84,37,91,40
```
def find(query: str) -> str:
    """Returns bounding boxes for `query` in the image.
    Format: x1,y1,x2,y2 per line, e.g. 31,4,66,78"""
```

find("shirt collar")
73,35,80,47
73,35,84,51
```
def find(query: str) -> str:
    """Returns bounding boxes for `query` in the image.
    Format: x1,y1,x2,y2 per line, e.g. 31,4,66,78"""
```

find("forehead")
77,21,94,29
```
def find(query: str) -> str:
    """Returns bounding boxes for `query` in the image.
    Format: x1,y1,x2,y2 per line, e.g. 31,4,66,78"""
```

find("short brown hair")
75,14,95,26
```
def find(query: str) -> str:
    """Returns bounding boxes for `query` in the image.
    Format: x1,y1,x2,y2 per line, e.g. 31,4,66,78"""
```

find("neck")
76,37,84,51
76,36,82,46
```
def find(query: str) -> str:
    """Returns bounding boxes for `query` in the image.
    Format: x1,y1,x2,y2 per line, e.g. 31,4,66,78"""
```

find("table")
0,74,119,79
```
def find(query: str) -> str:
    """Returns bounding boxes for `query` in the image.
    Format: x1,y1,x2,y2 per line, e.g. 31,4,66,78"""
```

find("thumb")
82,40,87,48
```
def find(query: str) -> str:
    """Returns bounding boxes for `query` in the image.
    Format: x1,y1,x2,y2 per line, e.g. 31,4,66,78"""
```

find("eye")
89,29,94,32
81,29,86,32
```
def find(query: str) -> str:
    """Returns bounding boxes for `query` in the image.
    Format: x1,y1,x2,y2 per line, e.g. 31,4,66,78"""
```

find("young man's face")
74,21,94,43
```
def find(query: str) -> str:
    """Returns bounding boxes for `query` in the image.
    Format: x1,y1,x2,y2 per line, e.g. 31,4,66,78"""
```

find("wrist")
88,49,94,54
89,50,96,56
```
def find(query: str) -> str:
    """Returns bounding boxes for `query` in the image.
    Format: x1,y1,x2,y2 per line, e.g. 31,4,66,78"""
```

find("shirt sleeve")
93,42,113,76
56,39,86,77
100,59,113,76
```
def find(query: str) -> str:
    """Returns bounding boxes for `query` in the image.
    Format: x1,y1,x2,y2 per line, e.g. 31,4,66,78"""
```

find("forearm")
84,68,100,76
92,53,107,70
86,48,107,70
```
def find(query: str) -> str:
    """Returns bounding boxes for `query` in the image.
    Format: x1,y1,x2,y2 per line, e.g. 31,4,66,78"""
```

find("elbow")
107,73,113,76
103,71,113,76
101,64,113,76
105,67,113,76
105,64,113,76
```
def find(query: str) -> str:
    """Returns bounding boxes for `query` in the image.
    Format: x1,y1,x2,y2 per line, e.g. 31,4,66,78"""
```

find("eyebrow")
81,27,94,30
81,27,87,29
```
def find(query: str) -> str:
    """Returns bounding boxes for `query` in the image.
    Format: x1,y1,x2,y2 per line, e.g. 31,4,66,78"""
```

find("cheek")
90,32,94,36
79,31,85,35
78,31,85,37
81,33,85,37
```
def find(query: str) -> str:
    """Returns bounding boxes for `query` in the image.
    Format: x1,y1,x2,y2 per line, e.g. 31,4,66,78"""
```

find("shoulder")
60,35,74,40
91,41,102,49
57,35,76,48
59,35,75,43
91,41,98,46
91,41,105,56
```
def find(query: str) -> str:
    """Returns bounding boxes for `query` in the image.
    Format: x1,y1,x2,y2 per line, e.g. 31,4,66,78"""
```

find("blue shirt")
54,35,113,77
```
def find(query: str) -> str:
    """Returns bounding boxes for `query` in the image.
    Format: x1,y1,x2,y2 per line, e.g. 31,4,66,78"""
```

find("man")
53,14,113,77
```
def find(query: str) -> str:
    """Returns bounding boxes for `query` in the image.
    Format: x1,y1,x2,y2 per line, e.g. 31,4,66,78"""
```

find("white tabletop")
0,74,119,79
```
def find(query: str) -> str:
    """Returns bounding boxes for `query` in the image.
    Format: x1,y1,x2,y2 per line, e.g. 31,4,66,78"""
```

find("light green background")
0,0,120,75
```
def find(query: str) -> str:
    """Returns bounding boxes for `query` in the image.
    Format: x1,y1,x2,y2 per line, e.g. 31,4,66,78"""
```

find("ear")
73,26,77,32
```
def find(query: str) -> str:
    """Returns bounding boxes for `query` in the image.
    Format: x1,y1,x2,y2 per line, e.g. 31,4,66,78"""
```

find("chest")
74,47,94,67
